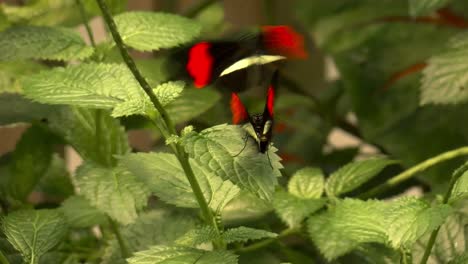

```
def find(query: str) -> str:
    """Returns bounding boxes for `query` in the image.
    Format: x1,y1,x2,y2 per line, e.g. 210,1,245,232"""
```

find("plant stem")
175,146,223,248
108,217,131,258
360,146,468,199
419,229,439,264
237,228,298,253
95,0,175,135
75,0,96,47
419,161,468,264
95,0,222,248
400,248,412,264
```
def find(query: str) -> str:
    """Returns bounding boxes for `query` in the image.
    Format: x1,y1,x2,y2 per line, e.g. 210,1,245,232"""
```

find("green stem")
236,228,298,253
175,145,223,248
419,162,468,264
95,0,175,135
0,250,10,264
75,0,96,47
108,217,131,258
95,0,222,248
419,229,438,264
360,146,468,199
400,248,412,264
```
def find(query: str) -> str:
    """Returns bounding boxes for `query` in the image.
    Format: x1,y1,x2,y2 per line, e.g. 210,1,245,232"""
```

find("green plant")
0,0,467,263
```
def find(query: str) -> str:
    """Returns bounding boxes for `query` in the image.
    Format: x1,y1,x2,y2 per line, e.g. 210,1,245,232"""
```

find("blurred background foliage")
1,0,468,199
1,0,468,263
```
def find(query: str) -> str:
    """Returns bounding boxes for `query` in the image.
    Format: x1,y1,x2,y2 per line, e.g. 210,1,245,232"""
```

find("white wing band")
219,55,286,77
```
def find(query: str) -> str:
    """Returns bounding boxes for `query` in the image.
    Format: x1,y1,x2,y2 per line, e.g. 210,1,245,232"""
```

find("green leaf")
102,208,197,264
22,63,131,108
311,2,408,50
2,209,67,264
318,3,464,187
114,11,201,51
135,58,170,87
222,227,277,244
0,235,22,264
112,81,185,117
120,152,240,212
325,157,397,197
127,246,237,264
39,251,80,264
60,195,107,228
347,244,401,264
0,26,93,61
166,88,221,123
412,201,468,263
76,164,150,225
177,225,276,246
0,94,55,126
48,107,129,167
209,178,241,214
274,190,326,228
450,170,468,202
294,1,386,28
8,125,54,201
22,63,184,117
308,199,389,260
307,198,452,260
409,0,450,17
176,226,219,246
1,0,75,26
0,8,9,31
449,253,468,264
421,32,468,105
181,124,282,201
35,154,74,199
1,0,126,26
221,192,272,226
288,167,324,199
0,61,46,93
386,197,452,248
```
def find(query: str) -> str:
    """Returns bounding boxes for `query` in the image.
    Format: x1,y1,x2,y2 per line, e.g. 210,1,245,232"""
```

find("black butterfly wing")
166,40,257,89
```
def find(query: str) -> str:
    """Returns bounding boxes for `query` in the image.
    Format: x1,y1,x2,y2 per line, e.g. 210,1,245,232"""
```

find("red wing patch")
230,92,248,124
261,26,308,59
266,85,274,116
186,42,213,88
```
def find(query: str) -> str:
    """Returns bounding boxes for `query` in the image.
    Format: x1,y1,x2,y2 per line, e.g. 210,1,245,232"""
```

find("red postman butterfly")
169,25,307,153
230,71,278,153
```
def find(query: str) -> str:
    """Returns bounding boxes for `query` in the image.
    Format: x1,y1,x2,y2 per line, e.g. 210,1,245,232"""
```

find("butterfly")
170,25,307,89
230,70,278,153
169,25,308,153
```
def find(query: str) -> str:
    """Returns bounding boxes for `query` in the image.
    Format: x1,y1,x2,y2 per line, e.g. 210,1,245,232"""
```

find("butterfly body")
249,113,273,153
231,80,276,153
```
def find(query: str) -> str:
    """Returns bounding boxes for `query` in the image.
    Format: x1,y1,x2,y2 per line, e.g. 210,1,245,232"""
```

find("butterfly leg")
233,132,249,157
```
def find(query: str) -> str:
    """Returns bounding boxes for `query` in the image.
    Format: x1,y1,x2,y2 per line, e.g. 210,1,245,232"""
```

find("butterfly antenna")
233,132,249,157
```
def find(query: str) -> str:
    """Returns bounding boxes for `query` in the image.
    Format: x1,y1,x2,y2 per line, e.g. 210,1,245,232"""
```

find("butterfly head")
250,113,273,153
